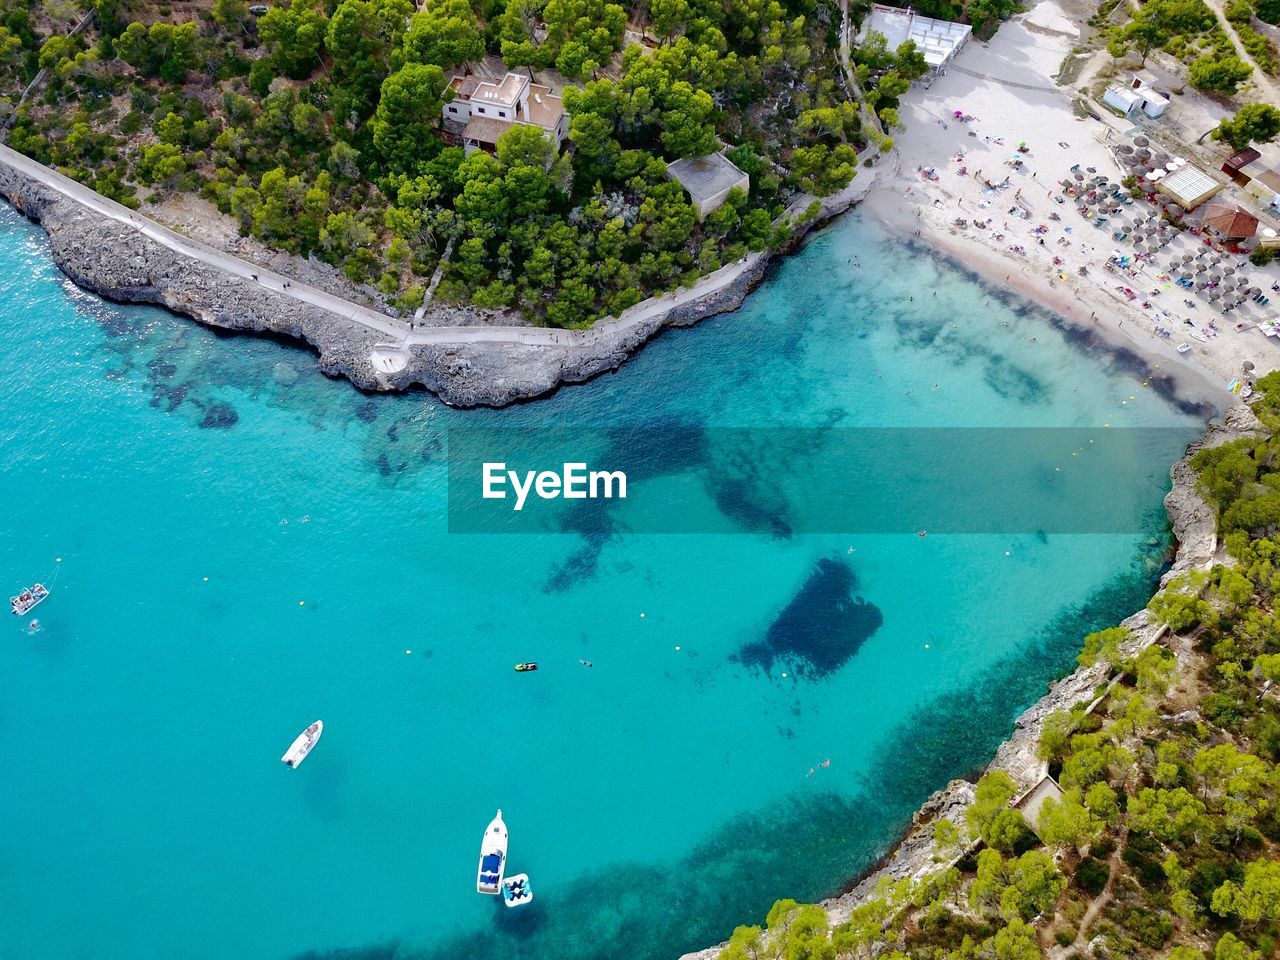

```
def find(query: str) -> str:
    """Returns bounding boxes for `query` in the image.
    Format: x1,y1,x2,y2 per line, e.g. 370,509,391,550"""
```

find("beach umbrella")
1210,272,1222,282
1249,287,1263,297
1210,290,1222,300
1196,279,1208,289
1073,171,1084,181
1224,266,1236,276
1182,254,1194,263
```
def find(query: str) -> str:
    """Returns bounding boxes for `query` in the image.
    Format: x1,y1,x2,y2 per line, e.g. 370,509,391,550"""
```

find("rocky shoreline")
0,147,877,407
679,402,1261,960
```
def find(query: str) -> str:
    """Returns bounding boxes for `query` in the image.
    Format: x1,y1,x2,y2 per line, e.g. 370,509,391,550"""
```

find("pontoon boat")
10,583,48,616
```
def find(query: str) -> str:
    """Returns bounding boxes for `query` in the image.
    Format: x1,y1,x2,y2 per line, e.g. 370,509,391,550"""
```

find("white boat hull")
282,721,323,767
477,809,509,894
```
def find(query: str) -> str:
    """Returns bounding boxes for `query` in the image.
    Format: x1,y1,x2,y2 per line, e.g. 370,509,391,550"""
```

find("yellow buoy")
299,601,305,606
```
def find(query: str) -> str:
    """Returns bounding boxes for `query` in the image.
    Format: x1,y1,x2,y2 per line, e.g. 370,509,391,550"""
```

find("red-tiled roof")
1202,203,1260,238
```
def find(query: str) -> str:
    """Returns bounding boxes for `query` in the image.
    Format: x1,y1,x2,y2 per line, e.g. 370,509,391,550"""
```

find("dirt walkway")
1046,830,1127,960
1203,0,1280,105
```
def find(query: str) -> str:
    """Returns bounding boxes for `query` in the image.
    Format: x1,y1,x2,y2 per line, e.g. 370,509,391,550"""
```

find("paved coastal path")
0,144,412,338
0,143,774,354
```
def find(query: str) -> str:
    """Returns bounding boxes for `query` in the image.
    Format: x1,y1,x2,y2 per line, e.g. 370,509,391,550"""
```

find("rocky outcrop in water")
679,403,1261,959
0,151,876,407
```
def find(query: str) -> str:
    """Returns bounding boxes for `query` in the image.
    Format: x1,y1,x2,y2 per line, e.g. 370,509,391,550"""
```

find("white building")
1102,75,1168,120
442,72,569,154
859,4,971,72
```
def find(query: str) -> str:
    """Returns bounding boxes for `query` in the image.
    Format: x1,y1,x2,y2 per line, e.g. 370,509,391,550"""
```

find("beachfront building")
1222,147,1262,185
859,4,971,74
1221,149,1280,207
1102,76,1168,120
442,72,569,154
665,152,750,219
1155,164,1226,211
1202,203,1260,240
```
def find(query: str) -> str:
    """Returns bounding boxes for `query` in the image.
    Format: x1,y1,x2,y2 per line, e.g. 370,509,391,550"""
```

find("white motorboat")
10,583,49,616
281,721,323,768
476,809,508,894
502,873,533,908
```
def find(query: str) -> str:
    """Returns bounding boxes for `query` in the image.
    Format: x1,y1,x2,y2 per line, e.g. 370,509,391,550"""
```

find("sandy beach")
865,0,1280,404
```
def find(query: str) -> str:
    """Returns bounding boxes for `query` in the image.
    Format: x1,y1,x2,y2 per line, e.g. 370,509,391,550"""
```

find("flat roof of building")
1225,147,1262,172
665,152,748,201
862,4,970,66
524,84,564,129
472,72,527,107
1157,164,1224,207
1257,169,1280,193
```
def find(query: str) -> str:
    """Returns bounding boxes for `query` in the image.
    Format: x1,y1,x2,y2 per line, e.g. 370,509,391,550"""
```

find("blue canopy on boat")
481,854,502,873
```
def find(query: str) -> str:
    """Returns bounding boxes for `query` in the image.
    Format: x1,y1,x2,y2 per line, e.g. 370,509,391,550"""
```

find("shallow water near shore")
0,205,1209,960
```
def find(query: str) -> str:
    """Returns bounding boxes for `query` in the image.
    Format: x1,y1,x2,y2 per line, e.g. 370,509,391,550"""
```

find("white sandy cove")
865,0,1280,400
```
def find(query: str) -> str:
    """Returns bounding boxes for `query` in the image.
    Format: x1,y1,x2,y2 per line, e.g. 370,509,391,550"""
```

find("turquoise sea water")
0,205,1211,960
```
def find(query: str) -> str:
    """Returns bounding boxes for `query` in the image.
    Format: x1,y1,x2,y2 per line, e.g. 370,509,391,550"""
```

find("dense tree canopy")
2,0,947,322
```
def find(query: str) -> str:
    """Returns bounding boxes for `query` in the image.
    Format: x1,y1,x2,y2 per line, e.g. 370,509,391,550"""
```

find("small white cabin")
1103,77,1168,119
